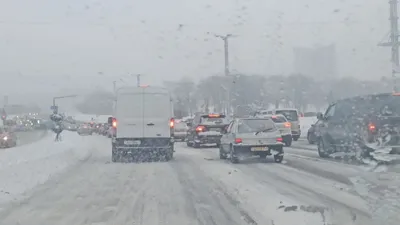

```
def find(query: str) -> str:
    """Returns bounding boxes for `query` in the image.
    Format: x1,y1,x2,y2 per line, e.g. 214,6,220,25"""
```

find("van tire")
112,152,118,163
293,136,299,141
193,142,200,148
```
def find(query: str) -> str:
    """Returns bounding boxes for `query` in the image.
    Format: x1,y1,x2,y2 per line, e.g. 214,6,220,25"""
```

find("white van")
109,86,174,162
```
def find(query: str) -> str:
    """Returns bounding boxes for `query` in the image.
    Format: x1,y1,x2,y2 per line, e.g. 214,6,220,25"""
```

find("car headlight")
3,136,8,141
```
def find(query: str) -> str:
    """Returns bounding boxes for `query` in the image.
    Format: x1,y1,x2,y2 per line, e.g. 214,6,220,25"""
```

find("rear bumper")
232,144,283,155
194,135,222,144
291,130,300,137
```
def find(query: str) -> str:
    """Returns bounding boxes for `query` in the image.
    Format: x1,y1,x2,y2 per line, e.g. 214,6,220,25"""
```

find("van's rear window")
275,110,298,121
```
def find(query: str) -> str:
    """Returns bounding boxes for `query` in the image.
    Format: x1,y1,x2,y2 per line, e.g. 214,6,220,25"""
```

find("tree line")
75,75,392,117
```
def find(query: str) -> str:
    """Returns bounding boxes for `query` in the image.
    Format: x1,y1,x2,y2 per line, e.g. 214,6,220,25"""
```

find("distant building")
293,44,337,79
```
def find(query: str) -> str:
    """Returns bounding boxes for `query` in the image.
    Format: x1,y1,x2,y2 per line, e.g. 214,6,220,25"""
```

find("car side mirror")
316,112,323,120
107,117,113,125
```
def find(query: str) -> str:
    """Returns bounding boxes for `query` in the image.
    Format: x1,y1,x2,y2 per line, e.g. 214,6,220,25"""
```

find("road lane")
0,137,397,225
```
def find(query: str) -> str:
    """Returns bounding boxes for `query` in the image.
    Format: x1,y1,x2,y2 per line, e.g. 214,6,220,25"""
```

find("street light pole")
378,0,399,92
215,34,236,116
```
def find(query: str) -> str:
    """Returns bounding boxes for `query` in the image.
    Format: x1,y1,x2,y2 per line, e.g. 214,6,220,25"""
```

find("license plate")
124,140,140,145
251,147,268,151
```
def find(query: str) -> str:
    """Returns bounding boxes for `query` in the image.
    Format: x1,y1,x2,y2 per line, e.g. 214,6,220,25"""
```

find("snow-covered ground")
0,131,92,207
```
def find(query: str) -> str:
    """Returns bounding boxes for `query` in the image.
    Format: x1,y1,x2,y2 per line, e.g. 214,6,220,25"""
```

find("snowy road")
15,130,47,146
0,136,398,225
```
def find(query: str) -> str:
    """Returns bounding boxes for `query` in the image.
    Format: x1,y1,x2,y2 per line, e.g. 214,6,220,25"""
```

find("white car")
110,86,174,162
219,117,284,163
173,122,188,142
256,114,292,146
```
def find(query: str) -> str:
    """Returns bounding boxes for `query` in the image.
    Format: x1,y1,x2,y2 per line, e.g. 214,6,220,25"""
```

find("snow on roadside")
0,131,92,206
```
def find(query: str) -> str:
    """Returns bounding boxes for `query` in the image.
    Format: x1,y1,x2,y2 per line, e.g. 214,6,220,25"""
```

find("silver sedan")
219,117,284,163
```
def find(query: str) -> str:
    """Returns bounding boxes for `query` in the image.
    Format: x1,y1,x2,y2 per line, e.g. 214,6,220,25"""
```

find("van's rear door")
143,87,172,138
115,88,144,138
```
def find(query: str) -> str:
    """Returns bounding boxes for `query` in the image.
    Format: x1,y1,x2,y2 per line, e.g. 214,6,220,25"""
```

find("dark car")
316,93,400,159
186,113,229,148
0,127,17,148
307,120,322,144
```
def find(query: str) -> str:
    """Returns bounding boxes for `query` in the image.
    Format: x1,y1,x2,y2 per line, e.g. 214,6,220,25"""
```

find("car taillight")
112,118,117,128
170,118,174,128
276,137,283,142
196,125,206,132
284,122,291,128
234,138,242,144
368,123,376,132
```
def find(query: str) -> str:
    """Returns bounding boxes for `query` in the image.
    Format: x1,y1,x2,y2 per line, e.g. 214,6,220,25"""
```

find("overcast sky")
0,0,392,97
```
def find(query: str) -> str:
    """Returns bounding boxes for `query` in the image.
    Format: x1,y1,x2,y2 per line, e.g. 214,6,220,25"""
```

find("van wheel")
165,151,173,161
112,152,118,163
193,142,200,148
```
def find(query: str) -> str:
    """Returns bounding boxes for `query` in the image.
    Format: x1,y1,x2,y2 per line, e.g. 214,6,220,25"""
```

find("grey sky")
0,0,391,96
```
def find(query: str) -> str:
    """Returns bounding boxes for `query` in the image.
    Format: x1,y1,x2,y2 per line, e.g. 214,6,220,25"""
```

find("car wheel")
317,138,330,158
259,153,267,159
193,142,200,148
186,141,192,147
293,136,299,141
229,145,239,164
274,155,283,163
307,133,315,144
284,138,292,147
219,145,227,159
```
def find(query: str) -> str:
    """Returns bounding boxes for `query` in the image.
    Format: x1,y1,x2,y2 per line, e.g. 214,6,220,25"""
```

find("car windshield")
2,2,399,225
238,119,276,133
275,110,298,121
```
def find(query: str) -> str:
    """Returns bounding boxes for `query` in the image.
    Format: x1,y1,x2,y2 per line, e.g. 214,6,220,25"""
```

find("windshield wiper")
255,128,273,135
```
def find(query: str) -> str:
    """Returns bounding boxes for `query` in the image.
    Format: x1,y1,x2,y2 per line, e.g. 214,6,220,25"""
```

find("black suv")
186,113,229,148
317,93,400,159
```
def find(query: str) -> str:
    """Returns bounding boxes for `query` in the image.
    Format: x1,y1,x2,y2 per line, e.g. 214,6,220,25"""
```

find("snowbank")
0,131,92,206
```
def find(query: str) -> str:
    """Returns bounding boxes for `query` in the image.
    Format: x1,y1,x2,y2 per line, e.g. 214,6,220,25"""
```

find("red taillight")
196,125,206,132
284,122,291,128
368,123,376,132
112,118,117,128
276,137,283,142
170,118,174,128
234,138,242,144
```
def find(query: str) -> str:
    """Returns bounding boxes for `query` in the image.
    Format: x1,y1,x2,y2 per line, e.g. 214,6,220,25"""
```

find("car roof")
334,93,393,104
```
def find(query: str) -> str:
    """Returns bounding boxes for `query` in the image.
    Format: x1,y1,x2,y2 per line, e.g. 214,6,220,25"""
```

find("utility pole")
215,34,237,116
113,81,116,94
378,0,399,92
